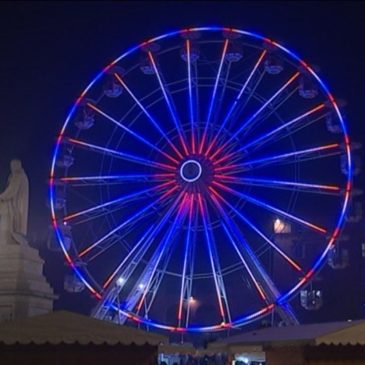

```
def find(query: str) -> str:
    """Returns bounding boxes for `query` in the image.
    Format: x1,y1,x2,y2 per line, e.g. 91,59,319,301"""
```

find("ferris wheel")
50,27,352,332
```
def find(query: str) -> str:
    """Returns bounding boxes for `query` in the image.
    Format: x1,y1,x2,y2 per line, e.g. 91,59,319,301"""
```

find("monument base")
0,242,57,322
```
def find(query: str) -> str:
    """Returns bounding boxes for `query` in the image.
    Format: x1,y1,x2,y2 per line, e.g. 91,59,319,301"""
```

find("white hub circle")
180,159,202,182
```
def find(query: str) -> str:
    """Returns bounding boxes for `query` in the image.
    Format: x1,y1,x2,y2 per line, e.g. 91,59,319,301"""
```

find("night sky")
1,1,365,328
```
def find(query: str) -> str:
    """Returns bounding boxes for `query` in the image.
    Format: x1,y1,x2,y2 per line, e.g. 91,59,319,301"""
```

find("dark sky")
1,1,365,322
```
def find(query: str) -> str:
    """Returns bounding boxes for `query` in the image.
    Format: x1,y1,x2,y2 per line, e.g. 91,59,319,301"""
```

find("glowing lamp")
116,277,125,286
273,218,291,234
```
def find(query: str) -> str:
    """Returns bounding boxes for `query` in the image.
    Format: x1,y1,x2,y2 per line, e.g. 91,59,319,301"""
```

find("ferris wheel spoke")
63,180,174,222
210,60,232,139
134,193,190,314
147,52,189,156
78,188,178,260
219,103,326,164
78,185,179,258
193,61,201,141
102,226,155,289
213,109,327,167
215,175,340,196
185,200,199,328
212,181,327,235
83,200,170,263
211,190,297,307
102,190,186,289
205,49,267,156
209,186,303,272
214,143,340,173
87,103,179,165
199,39,229,154
177,196,194,327
60,173,174,186
84,211,156,264
101,188,186,309
225,221,298,326
210,72,300,160
241,87,299,140
198,193,231,324
221,222,267,302
186,39,196,153
66,137,176,172
231,71,300,138
69,192,173,230
210,191,268,302
227,70,266,133
113,73,184,159
241,113,329,160
94,192,187,325
211,193,298,323
81,190,178,263
127,191,187,318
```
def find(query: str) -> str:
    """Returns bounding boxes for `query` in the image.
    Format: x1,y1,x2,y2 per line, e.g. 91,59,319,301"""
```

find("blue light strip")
186,40,195,153
198,194,226,322
221,222,267,301
88,103,179,164
178,196,193,325
215,143,339,170
216,176,340,193
67,137,175,171
64,181,172,221
199,39,229,153
148,52,189,155
231,72,300,140
211,71,300,159
103,225,155,288
213,181,326,234
136,193,189,312
211,187,302,272
79,185,178,257
114,73,183,159
104,189,186,289
206,49,267,156
238,103,325,152
61,173,173,183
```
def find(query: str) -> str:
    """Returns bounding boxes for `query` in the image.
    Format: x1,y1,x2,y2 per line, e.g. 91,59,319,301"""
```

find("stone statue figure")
0,159,29,245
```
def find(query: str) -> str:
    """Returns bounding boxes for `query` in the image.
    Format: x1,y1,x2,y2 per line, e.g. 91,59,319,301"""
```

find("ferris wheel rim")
49,26,352,332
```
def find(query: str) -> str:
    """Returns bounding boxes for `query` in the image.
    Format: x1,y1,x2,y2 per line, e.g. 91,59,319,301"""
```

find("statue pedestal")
0,243,57,322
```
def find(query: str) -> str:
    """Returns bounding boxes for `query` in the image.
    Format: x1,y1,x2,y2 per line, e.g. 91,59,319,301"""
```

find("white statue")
0,159,29,245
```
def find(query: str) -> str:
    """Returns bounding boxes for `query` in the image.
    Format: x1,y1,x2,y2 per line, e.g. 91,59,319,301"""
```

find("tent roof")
316,320,365,345
159,342,196,355
0,311,168,345
210,320,365,348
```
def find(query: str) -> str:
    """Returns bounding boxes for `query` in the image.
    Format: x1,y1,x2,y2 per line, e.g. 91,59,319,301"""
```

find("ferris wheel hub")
180,159,202,182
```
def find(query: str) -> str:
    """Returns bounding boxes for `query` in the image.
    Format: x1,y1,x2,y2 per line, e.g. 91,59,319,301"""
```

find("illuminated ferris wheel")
50,27,352,332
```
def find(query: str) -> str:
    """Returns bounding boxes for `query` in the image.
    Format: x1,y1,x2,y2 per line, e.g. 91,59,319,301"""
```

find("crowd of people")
159,353,227,365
